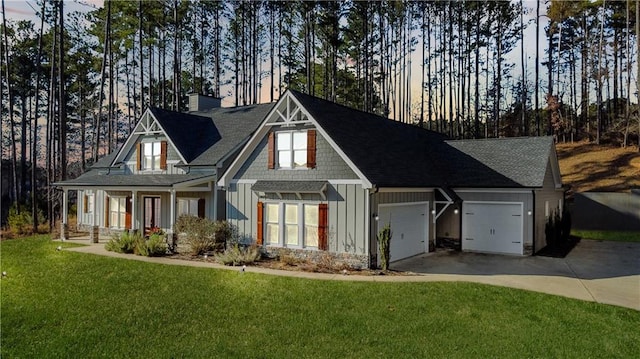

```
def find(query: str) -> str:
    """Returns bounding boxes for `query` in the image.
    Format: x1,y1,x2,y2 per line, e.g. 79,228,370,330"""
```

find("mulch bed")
536,236,581,258
167,252,411,276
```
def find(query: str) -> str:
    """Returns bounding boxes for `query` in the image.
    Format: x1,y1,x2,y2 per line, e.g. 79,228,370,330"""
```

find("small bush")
215,244,261,266
7,204,46,236
105,231,142,254
545,207,572,248
135,234,167,257
377,223,392,271
175,216,237,255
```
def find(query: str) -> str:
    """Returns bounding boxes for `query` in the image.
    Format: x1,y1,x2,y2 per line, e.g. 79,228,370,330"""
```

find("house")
218,90,564,268
55,94,273,241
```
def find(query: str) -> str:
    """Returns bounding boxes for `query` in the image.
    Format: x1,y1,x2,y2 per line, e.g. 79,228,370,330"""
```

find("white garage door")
462,202,523,255
378,203,428,262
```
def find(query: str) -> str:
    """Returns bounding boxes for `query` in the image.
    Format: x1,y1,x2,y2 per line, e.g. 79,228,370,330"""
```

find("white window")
143,142,161,170
277,131,307,169
110,197,127,229
265,203,279,245
264,203,319,248
285,204,299,246
304,204,319,247
86,194,94,214
178,198,199,217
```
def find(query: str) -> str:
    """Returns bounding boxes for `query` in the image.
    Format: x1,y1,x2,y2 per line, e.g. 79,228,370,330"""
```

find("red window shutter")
160,141,168,170
136,143,142,171
267,132,275,169
256,201,264,245
104,196,110,227
307,129,316,169
197,198,205,218
83,194,88,213
125,196,132,230
318,203,328,250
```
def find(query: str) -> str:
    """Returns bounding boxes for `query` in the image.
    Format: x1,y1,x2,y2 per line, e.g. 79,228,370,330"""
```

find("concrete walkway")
62,238,640,311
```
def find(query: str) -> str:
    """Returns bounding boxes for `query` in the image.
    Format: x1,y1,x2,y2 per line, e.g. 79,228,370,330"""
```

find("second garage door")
378,202,429,262
462,202,523,255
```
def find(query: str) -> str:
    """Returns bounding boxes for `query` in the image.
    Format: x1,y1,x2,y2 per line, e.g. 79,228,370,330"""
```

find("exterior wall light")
527,210,532,216
454,208,459,215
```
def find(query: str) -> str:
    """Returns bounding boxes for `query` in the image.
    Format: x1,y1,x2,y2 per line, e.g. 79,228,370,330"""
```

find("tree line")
1,0,639,230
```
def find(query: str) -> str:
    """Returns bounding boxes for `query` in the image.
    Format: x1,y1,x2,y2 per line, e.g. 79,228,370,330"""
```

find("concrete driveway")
392,239,640,310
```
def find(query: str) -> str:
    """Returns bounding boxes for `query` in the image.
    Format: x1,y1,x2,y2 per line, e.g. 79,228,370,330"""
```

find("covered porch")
55,174,218,241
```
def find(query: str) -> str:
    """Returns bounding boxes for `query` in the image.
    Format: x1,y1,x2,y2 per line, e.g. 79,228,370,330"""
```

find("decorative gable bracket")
265,95,312,127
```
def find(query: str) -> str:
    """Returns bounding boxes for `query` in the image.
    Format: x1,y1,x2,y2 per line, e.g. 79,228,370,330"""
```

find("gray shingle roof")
444,137,554,188
289,90,448,188
149,107,219,163
288,90,555,189
54,171,213,187
188,104,274,166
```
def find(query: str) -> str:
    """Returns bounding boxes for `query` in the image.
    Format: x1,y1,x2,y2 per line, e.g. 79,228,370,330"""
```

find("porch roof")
251,180,328,194
53,172,214,189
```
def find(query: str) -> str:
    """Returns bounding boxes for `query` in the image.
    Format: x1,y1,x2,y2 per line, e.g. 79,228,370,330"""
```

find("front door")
144,197,161,234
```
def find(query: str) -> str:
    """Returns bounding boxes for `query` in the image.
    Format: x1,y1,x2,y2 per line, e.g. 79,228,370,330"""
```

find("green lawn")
572,230,640,242
2,236,639,358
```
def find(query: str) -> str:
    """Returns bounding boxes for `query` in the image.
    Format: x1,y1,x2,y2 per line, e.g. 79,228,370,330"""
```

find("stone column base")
90,226,99,243
61,223,69,241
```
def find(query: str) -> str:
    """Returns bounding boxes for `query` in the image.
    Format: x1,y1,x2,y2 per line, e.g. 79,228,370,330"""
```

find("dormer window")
144,142,161,170
136,140,167,171
268,129,316,170
277,131,307,169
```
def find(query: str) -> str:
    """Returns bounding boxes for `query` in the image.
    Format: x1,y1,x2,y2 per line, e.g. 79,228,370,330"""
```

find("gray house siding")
233,127,359,181
227,182,369,257
533,161,564,251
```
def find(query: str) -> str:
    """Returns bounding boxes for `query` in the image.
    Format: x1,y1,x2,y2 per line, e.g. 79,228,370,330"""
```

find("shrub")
377,223,392,271
215,244,261,266
174,216,237,255
545,207,572,248
7,204,46,236
105,231,142,254
135,234,167,257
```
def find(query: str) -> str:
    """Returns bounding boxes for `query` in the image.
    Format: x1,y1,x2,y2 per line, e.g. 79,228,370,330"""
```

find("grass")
2,236,639,358
556,141,639,195
572,230,640,243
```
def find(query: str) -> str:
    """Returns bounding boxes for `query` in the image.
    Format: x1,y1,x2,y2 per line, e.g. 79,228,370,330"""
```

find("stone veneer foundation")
264,246,369,270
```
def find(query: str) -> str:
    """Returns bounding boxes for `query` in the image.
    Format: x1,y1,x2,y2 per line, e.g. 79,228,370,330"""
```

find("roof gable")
219,90,561,190
445,137,558,188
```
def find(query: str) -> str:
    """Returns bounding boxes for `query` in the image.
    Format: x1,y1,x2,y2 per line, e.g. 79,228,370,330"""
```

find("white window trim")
142,141,162,171
177,198,200,217
110,196,127,229
264,201,320,249
86,194,94,214
276,130,308,170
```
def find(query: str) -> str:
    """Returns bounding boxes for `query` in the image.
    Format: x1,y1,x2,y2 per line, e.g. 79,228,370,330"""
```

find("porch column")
169,189,176,235
61,189,69,240
91,190,99,243
212,181,217,221
131,190,138,232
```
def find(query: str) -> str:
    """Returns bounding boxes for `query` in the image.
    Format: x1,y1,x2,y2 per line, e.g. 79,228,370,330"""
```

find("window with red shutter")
257,202,264,245
318,203,328,250
307,130,316,168
267,133,275,169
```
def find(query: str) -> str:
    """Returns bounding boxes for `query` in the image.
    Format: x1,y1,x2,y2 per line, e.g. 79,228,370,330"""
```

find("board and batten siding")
533,161,565,252
227,182,369,256
369,191,435,260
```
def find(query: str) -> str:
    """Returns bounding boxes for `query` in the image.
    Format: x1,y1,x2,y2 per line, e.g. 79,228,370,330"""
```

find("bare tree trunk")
535,0,540,136
94,1,110,162
31,0,46,232
58,0,66,185
2,0,19,212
